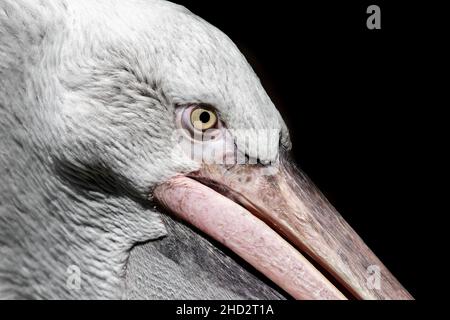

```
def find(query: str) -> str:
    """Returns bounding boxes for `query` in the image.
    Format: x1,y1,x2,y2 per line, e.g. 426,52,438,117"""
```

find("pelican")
0,0,413,299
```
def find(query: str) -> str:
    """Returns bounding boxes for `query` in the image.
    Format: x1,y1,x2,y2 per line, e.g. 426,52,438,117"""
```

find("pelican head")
0,0,412,299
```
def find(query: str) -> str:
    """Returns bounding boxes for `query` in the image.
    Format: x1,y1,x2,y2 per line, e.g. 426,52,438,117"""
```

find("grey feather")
0,0,290,299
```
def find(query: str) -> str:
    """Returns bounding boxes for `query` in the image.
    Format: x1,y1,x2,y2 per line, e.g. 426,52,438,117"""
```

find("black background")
0,0,440,313
173,0,440,299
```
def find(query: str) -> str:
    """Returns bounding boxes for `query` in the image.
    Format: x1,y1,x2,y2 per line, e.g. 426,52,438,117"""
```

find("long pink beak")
154,151,413,300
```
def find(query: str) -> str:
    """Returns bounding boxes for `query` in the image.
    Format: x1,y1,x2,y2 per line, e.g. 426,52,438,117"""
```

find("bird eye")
190,107,217,131
177,104,222,141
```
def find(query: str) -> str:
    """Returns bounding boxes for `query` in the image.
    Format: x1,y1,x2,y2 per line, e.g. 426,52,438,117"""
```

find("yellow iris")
190,107,217,131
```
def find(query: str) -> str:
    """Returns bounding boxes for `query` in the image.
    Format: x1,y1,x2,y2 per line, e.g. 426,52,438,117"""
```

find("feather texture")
0,0,289,299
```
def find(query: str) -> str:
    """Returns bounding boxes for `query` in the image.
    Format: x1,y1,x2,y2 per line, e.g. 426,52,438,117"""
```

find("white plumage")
0,0,288,299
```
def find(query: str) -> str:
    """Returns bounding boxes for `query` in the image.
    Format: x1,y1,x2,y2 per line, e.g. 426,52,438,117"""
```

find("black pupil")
199,111,210,123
